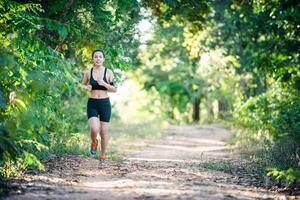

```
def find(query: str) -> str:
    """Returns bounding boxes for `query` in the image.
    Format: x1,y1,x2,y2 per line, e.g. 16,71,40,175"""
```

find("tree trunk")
192,98,200,122
218,99,227,118
207,99,214,118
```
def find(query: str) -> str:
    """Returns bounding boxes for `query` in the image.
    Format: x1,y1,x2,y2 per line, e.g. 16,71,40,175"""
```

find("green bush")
234,84,300,187
267,167,300,187
0,0,140,179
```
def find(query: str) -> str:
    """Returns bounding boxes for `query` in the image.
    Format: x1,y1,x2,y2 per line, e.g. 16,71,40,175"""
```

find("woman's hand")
85,85,92,92
97,80,108,88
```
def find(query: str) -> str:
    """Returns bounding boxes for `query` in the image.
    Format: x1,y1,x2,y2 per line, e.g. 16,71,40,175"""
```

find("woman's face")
93,51,105,66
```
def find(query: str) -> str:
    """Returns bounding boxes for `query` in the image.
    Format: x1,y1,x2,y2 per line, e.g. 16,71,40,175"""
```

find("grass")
198,157,265,177
212,118,300,189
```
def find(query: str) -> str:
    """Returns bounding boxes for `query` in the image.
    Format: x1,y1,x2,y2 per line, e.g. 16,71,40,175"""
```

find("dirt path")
6,125,282,200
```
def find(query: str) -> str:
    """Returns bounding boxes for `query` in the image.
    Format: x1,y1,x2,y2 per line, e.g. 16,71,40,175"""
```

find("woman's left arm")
101,69,118,92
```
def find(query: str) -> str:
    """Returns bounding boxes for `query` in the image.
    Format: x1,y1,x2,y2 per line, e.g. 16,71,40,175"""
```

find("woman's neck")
93,64,104,70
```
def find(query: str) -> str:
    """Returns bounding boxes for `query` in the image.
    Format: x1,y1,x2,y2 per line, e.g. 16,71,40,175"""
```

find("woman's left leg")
98,97,111,163
99,121,109,159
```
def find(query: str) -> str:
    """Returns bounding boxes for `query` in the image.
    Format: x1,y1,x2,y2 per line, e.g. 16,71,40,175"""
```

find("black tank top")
89,67,108,90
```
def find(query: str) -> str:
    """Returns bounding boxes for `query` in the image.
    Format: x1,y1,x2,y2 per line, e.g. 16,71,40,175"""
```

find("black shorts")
87,97,111,122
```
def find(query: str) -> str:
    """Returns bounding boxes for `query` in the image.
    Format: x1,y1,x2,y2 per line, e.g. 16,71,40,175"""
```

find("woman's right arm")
82,70,92,92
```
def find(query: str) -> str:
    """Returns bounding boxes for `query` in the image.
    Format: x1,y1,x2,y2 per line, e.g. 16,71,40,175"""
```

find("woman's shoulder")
105,67,113,75
84,67,93,74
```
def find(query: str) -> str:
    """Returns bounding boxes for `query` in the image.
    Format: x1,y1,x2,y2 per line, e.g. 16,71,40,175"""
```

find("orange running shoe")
99,155,109,165
90,139,98,156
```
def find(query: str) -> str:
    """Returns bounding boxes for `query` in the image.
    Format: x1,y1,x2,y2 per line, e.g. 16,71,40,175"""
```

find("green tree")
141,0,300,186
138,21,208,122
0,0,141,177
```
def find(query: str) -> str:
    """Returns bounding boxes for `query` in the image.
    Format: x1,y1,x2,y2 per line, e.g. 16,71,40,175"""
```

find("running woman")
82,49,117,165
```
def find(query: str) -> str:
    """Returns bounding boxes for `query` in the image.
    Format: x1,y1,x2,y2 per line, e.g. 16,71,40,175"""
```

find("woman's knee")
90,126,100,134
100,127,108,136
89,118,100,134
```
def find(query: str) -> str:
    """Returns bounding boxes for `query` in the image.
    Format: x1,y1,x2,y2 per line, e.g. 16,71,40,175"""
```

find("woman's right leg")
89,117,100,153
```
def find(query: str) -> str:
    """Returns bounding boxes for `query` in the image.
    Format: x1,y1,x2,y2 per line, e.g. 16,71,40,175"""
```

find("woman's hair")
92,49,105,59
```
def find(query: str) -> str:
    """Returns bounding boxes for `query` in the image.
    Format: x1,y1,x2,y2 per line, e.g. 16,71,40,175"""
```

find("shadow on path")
6,125,279,200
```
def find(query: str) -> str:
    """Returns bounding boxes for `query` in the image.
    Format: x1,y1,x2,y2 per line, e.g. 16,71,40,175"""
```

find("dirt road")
6,125,279,200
